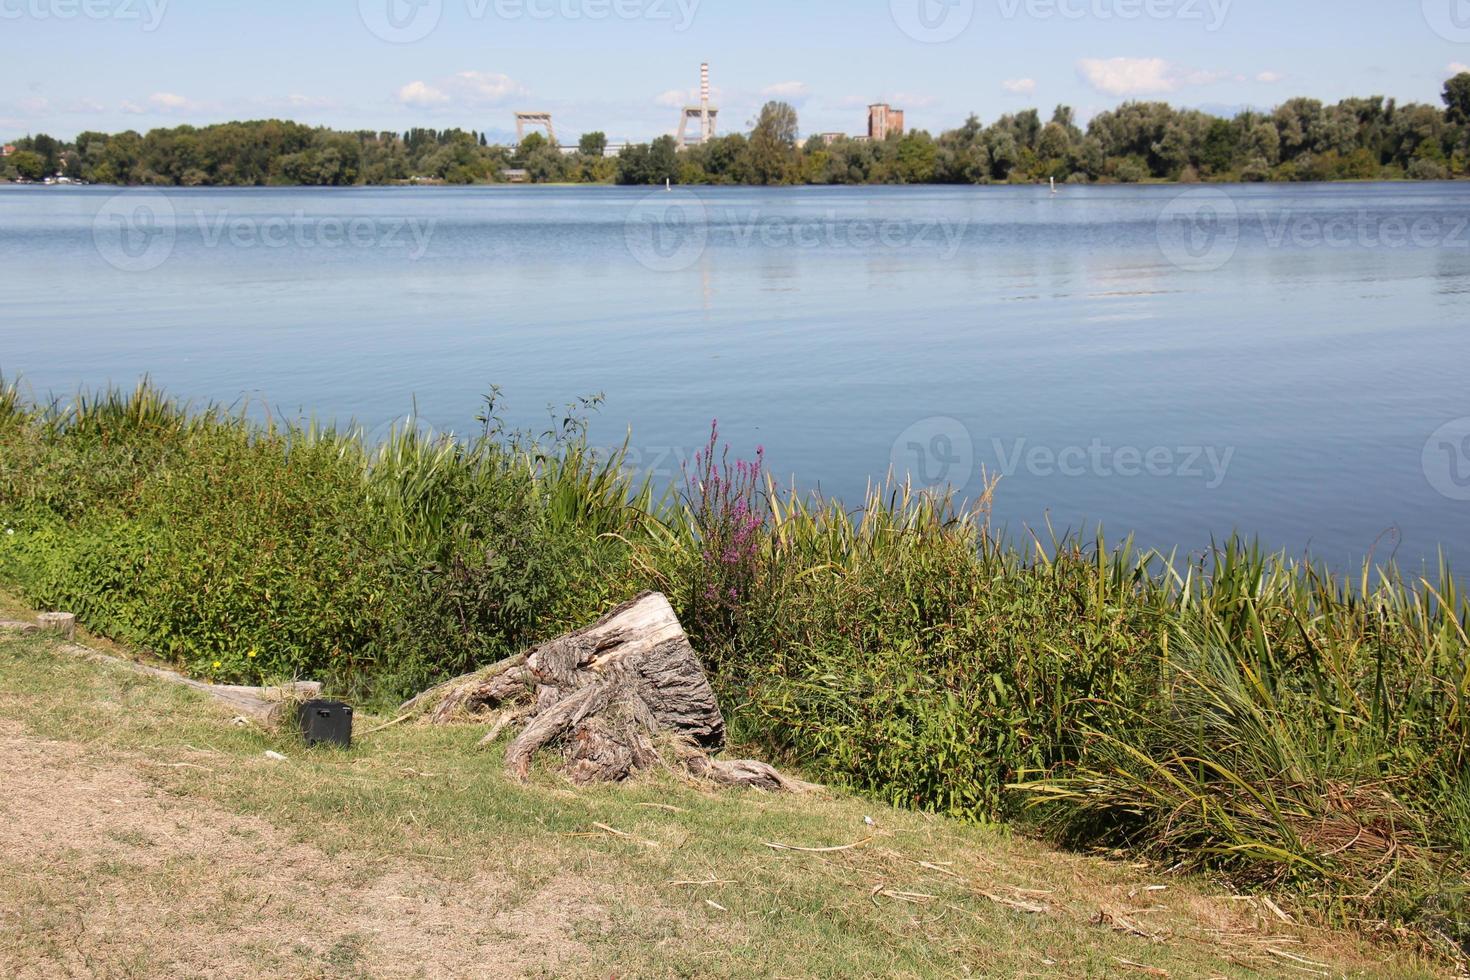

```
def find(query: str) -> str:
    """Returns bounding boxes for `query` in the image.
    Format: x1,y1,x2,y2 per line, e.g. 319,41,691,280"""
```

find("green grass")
1,377,1467,955
0,631,1436,978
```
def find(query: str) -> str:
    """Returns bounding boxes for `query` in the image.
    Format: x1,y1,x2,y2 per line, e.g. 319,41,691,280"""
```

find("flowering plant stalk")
682,420,765,659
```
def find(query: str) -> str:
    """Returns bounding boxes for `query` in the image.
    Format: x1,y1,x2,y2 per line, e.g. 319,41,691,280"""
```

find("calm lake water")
2,182,1468,570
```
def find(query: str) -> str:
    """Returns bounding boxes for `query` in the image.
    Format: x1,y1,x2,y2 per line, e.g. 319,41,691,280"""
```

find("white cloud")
398,81,448,108
1002,78,1037,96
148,92,208,113
397,71,525,110
1256,70,1284,84
1451,62,1470,76
761,81,810,100
1077,57,1225,96
655,88,692,107
447,71,525,105
396,81,446,107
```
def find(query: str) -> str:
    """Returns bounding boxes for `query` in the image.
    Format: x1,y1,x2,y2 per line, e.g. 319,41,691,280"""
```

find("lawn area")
0,626,1440,978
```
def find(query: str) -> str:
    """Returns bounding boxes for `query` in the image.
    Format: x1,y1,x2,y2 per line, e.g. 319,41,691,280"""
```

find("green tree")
1444,72,1470,126
746,101,799,184
513,131,548,166
578,131,608,157
895,131,938,183
10,150,46,181
647,135,679,184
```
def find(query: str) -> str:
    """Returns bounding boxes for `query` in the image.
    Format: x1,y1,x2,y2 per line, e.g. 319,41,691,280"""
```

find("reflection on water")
1,182,1468,569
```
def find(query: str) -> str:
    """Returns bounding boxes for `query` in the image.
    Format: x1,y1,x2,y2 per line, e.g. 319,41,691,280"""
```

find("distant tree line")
6,75,1469,187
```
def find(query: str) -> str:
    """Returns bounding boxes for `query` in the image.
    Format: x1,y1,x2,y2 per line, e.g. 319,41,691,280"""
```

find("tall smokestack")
701,63,710,108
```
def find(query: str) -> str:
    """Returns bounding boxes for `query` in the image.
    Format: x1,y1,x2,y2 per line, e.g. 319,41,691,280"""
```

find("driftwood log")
0,613,319,727
403,593,817,792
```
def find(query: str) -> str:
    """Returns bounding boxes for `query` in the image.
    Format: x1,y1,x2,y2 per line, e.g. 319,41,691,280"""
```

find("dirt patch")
0,728,598,978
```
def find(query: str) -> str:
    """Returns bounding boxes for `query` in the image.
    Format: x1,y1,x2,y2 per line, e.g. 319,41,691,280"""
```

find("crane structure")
514,111,556,145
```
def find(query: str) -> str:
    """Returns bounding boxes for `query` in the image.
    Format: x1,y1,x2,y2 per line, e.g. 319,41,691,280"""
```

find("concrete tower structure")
677,63,719,148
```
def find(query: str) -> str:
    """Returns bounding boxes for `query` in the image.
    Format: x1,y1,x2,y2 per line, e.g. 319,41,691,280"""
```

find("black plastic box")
297,700,353,748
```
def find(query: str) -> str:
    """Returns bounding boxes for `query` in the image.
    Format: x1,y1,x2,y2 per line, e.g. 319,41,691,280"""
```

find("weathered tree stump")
404,593,817,792
37,612,76,641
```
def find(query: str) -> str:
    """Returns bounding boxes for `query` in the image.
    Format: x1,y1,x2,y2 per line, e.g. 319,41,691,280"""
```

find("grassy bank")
3,630,1432,978
1,379,1467,955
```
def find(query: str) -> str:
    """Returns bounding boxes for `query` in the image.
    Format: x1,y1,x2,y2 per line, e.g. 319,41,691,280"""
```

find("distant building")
500,168,530,183
1,145,14,158
867,104,905,141
811,132,846,147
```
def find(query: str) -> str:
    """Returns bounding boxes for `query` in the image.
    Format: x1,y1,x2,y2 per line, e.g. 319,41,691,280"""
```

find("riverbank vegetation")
1,379,1467,957
5,75,1469,187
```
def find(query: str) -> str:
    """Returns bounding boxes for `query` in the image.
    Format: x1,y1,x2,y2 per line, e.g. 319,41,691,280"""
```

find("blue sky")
3,0,1468,144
